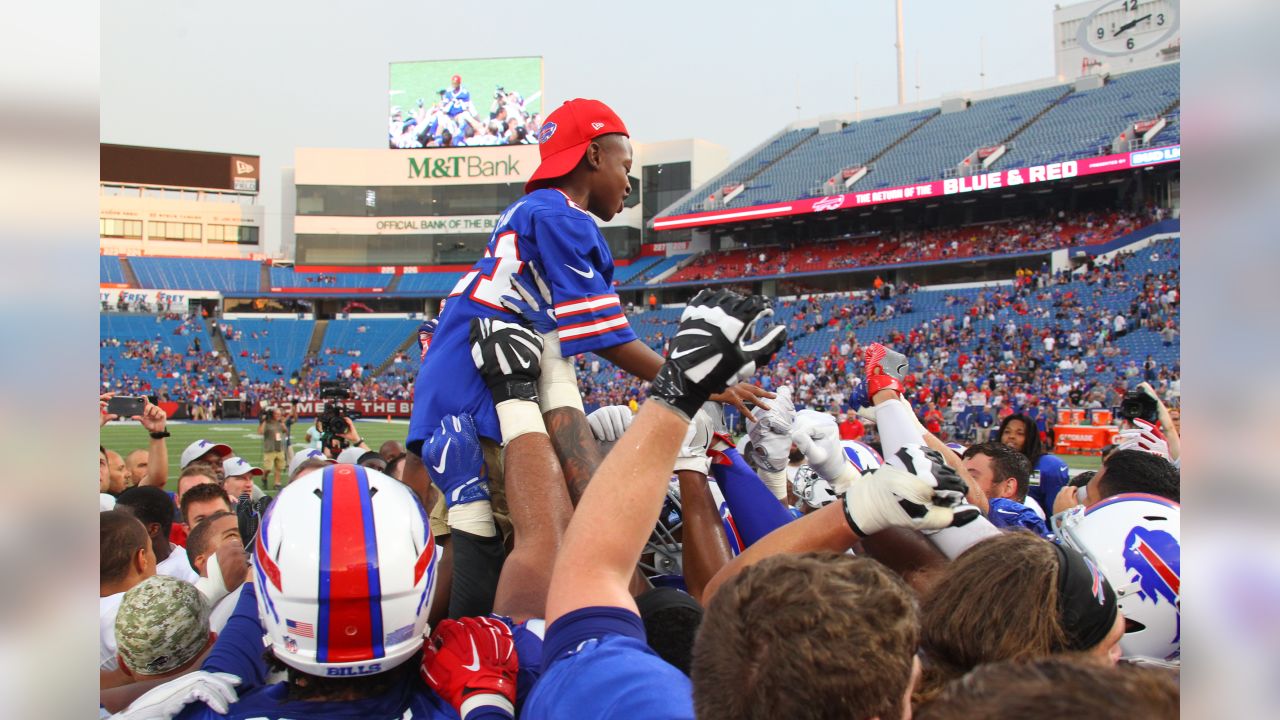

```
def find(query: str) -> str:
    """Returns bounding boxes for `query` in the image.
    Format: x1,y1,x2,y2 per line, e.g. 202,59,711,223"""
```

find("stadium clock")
1077,0,1180,58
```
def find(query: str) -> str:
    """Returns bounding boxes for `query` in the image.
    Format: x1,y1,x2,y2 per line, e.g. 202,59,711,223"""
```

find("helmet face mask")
1055,493,1181,665
791,464,837,510
254,464,439,678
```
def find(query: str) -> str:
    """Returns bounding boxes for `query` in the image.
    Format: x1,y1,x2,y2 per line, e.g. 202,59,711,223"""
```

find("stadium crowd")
670,207,1162,283
99,279,1180,719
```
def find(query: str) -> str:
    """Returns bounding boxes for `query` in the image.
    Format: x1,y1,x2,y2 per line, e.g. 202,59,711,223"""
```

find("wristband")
651,362,711,422
149,431,170,439
536,332,585,413
758,467,789,500
494,399,546,445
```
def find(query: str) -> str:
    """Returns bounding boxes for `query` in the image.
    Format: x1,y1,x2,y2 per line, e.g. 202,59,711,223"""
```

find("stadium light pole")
895,0,906,106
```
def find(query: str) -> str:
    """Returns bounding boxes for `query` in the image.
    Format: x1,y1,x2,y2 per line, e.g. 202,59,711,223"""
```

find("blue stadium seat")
130,257,262,292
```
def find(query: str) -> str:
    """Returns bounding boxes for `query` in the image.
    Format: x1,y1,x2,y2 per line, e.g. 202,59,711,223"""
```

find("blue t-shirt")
521,606,694,719
408,189,635,450
988,497,1053,539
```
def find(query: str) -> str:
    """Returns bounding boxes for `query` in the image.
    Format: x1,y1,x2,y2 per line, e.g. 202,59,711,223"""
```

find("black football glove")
651,289,786,421
469,317,544,404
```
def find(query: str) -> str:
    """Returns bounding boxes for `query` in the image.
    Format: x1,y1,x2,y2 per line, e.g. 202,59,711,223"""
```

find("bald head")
125,449,149,487
105,450,127,494
379,440,406,463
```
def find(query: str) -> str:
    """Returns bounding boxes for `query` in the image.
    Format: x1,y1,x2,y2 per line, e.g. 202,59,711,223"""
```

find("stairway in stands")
120,257,141,288
259,263,272,292
372,327,420,378
205,317,242,388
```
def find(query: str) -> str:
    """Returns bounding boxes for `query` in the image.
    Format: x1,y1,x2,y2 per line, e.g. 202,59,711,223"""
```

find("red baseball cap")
525,98,629,194
451,74,461,84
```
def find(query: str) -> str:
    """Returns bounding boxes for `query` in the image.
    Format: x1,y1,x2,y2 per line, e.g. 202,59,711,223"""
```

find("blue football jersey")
444,88,471,117
408,189,636,451
174,676,461,720
521,607,694,720
1027,453,1071,511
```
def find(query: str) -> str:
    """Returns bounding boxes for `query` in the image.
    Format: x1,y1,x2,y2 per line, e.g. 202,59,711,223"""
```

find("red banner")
653,145,1180,232
287,399,414,417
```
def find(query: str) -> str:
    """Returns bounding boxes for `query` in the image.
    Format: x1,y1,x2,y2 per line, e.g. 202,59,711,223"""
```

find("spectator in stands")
100,510,157,685
116,486,200,585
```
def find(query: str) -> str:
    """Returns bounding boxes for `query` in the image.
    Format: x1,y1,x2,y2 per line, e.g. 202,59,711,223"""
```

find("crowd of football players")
98,283,1180,718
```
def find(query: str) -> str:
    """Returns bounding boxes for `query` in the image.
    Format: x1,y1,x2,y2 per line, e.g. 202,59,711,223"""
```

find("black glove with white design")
469,317,544,405
842,444,980,537
651,289,786,422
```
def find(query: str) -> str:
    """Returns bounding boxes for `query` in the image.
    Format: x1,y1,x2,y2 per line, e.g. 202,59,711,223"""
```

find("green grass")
101,420,413,493
389,57,543,119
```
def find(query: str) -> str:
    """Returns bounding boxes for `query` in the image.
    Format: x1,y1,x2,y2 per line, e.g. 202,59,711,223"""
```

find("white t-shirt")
208,585,244,635
100,592,126,671
100,494,116,511
157,544,200,584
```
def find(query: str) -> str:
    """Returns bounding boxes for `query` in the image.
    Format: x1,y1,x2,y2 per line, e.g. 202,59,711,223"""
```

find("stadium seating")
130,257,262,292
611,256,662,285
268,267,394,289
619,254,692,288
219,317,315,384
867,84,1070,189
993,63,1180,170
388,272,468,296
101,256,127,285
657,63,1179,218
732,110,937,206
99,314,230,396
311,318,419,381
661,129,818,217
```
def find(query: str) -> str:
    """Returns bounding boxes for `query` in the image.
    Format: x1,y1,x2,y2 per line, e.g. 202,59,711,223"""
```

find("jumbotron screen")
388,56,544,149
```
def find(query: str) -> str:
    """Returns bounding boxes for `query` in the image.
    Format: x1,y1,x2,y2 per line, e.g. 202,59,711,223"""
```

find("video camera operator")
315,385,370,460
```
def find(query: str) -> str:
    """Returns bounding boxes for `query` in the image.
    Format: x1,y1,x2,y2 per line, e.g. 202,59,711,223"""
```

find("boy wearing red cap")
407,98,770,479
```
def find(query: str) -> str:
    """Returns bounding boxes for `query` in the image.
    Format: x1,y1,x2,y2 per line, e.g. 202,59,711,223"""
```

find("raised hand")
499,261,557,335
843,445,977,537
421,617,518,719
1115,418,1171,460
789,409,847,483
863,343,909,396
651,289,786,421
746,385,795,473
425,414,489,507
469,317,544,405
586,404,633,443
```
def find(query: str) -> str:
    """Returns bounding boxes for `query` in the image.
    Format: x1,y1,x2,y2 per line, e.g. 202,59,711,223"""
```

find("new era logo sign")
591,122,605,131
235,160,255,175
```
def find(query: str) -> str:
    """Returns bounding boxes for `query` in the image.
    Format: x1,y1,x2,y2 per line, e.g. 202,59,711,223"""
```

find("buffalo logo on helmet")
1123,526,1180,641
538,122,557,143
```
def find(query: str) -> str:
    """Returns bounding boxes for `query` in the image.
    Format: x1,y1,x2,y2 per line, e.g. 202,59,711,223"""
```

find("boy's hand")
710,383,776,423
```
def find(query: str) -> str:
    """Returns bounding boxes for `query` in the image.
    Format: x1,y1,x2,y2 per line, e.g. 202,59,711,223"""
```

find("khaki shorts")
428,438,512,540
262,451,287,473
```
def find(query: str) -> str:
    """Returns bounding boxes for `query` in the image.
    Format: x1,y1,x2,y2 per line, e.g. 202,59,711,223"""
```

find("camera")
317,382,361,452
1119,390,1159,424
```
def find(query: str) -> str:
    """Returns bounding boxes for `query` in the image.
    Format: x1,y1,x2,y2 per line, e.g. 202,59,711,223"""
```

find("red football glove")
421,617,518,719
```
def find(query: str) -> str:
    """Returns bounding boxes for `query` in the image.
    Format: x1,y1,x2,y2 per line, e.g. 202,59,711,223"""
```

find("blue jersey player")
404,98,773,502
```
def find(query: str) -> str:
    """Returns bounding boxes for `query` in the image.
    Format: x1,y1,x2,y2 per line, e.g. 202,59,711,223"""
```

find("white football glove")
674,403,730,476
586,405,634,443
113,671,242,719
1116,418,1171,460
790,409,856,490
746,385,796,473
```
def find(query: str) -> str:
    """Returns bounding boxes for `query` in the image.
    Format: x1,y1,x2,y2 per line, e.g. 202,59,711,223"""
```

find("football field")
100,419,414,493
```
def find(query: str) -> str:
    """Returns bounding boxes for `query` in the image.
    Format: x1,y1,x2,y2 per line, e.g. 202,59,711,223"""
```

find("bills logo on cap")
538,122,557,143
591,122,605,130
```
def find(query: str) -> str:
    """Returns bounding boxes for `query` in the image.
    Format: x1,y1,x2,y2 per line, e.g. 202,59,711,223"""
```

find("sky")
101,0,1069,253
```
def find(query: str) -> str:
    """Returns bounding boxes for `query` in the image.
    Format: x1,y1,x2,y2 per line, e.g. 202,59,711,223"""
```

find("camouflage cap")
115,575,211,676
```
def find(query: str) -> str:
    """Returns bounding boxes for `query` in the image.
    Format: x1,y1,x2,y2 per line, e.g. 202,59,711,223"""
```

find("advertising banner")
289,399,414,418
1053,425,1120,454
295,145,539,187
653,145,1180,232
294,214,500,236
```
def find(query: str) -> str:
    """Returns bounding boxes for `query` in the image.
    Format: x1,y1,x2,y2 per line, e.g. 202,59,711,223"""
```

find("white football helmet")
1054,493,1181,666
791,464,838,510
841,440,883,473
253,464,439,678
